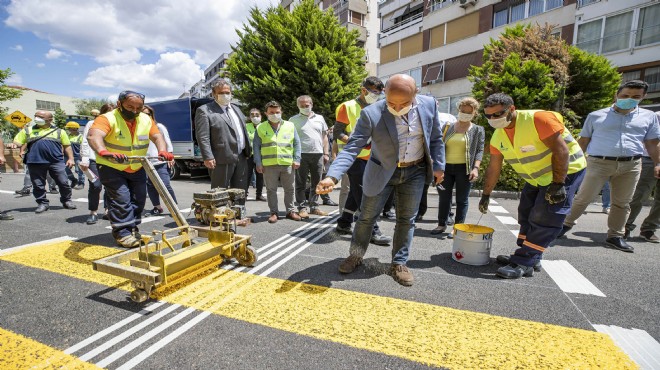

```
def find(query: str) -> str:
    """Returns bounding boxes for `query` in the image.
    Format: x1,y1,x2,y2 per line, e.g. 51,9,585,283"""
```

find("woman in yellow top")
431,97,485,235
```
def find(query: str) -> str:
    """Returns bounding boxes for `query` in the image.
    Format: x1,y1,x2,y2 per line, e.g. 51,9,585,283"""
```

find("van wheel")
170,163,181,180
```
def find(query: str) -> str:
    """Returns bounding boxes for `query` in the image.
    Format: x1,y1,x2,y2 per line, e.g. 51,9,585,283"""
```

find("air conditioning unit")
459,0,477,8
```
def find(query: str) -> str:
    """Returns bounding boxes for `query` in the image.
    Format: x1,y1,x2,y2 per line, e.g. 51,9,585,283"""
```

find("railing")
429,0,454,13
380,12,423,35
577,0,600,9
576,25,660,55
329,0,349,12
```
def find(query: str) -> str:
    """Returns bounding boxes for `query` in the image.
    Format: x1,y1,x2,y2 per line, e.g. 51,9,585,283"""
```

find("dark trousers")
86,160,104,212
295,153,323,211
147,163,178,207
99,165,147,240
437,163,471,226
246,156,264,197
211,154,247,206
337,159,380,234
29,162,72,205
510,169,585,267
66,159,84,186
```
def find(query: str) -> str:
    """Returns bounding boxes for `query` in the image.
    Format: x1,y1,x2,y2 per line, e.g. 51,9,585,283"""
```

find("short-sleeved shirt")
90,113,159,139
289,112,328,154
490,111,564,155
579,106,660,157
14,126,70,164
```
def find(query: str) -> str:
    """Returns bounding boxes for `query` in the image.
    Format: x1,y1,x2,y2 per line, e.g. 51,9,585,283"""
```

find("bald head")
385,74,417,114
35,110,53,120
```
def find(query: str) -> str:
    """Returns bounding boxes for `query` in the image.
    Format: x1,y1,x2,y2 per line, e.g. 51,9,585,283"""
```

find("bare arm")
577,137,590,153
483,153,504,195
87,128,108,154
150,132,167,153
542,132,569,183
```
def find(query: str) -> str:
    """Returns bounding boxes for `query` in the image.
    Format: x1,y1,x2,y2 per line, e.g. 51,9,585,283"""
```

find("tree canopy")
74,98,112,116
0,68,23,140
226,0,367,121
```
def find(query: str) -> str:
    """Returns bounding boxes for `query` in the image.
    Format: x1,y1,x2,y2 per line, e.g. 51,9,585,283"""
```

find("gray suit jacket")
195,101,250,164
327,95,445,197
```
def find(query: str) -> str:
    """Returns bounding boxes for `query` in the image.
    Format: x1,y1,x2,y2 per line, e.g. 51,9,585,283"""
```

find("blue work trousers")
99,165,147,240
66,159,85,186
146,163,178,207
350,164,426,265
337,158,380,235
510,169,585,267
29,162,72,205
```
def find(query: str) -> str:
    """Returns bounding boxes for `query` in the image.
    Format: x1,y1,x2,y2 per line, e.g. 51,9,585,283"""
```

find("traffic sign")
3,110,32,127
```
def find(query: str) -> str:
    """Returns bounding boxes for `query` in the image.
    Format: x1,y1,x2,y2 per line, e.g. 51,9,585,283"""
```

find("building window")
436,97,450,114
35,100,60,111
409,67,422,88
423,62,445,84
493,9,508,28
577,0,600,8
510,2,526,23
349,11,364,26
576,19,603,54
529,0,544,17
635,4,660,47
621,70,641,82
545,0,562,11
602,11,633,54
430,0,453,13
493,0,562,28
644,66,660,92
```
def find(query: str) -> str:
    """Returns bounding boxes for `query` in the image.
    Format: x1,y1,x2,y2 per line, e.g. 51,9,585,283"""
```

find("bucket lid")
454,223,494,234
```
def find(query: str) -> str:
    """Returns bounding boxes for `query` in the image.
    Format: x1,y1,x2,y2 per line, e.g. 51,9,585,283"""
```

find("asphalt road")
0,170,658,369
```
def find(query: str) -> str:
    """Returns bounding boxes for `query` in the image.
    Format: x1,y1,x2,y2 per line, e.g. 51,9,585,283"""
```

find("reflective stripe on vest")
95,110,152,171
490,110,586,187
257,120,295,166
335,99,370,159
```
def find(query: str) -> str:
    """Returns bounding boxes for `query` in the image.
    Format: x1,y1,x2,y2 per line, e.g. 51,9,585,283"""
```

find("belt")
397,158,425,168
590,155,642,162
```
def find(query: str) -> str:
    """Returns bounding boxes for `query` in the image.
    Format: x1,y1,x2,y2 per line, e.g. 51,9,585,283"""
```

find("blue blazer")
327,95,445,197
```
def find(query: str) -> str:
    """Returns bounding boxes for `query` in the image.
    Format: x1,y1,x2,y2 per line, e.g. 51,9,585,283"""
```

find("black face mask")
119,105,138,120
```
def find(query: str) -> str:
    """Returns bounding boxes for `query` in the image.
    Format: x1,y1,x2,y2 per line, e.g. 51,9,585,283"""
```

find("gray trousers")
564,157,641,237
210,154,247,206
263,164,296,214
339,174,350,214
295,153,323,211
626,158,660,233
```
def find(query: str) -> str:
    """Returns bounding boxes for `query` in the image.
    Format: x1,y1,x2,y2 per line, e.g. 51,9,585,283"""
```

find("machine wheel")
130,289,149,303
170,162,182,180
233,245,257,267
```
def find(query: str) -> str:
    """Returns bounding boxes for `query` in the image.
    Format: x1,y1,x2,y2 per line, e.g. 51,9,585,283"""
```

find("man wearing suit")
317,74,445,286
195,79,251,220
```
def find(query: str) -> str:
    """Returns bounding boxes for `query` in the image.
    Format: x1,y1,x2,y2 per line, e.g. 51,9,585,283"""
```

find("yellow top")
445,133,467,164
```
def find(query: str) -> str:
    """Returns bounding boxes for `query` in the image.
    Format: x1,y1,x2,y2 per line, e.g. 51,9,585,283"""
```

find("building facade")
4,86,78,121
377,0,660,114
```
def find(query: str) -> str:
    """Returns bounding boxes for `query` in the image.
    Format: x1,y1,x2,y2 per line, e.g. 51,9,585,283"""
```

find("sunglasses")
118,90,145,101
483,108,509,119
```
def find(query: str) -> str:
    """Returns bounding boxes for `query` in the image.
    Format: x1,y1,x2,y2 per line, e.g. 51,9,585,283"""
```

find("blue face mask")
615,98,641,110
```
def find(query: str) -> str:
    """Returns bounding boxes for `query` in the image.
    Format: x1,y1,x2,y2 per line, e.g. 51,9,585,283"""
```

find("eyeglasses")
483,108,509,119
118,90,145,101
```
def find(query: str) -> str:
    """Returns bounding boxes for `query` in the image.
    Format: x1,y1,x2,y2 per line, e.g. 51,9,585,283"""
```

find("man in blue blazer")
317,74,445,286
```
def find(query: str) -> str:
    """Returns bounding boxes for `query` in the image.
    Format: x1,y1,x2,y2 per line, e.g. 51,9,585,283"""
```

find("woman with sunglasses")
431,97,485,235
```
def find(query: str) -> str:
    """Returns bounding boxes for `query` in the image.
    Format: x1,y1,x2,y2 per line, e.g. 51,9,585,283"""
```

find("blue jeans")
349,163,427,265
437,163,471,225
146,163,178,207
601,181,610,208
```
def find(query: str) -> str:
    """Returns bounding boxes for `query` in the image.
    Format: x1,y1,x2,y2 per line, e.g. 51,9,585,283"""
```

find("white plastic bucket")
451,224,494,266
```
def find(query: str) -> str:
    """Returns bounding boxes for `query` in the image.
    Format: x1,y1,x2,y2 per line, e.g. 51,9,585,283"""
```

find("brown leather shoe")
268,213,278,223
310,209,328,216
286,212,302,221
338,255,362,274
298,209,310,219
391,264,414,286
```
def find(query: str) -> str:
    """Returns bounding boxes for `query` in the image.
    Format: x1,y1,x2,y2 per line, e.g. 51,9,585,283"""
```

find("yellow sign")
4,110,32,128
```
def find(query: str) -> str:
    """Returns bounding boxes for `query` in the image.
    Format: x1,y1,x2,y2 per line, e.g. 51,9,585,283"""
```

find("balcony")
345,22,367,44
378,12,423,46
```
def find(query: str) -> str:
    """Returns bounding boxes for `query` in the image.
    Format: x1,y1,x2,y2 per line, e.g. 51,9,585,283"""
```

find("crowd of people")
1,77,659,286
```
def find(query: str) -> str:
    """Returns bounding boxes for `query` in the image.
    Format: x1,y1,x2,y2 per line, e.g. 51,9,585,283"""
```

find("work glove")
545,182,567,205
98,149,128,164
478,194,490,214
158,151,174,161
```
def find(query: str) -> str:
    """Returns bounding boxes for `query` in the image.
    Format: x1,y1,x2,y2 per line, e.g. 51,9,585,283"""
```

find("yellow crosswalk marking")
0,327,99,369
1,240,638,369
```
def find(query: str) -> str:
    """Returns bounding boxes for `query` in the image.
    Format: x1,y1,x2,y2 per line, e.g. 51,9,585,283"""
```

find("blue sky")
0,0,275,101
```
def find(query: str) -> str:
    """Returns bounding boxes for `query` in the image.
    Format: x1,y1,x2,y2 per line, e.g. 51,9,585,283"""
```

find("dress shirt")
396,99,425,163
580,106,660,157
224,105,245,152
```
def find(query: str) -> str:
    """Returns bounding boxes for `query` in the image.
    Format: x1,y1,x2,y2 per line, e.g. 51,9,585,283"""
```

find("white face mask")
457,112,475,122
299,107,312,116
364,92,380,104
268,113,281,123
33,117,47,126
214,93,232,106
250,117,261,124
488,115,510,129
387,105,412,117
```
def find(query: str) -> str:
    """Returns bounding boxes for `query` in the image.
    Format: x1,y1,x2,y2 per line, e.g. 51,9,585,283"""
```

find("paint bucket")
451,224,494,266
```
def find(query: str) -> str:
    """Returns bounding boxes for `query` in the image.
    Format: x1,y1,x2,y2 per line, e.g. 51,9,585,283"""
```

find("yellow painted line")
1,240,638,369
0,327,100,369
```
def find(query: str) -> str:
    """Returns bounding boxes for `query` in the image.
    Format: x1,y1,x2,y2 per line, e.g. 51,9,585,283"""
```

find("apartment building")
281,0,381,74
200,52,232,98
377,0,660,114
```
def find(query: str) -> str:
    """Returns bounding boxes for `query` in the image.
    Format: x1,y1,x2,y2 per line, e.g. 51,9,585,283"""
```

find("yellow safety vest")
335,99,370,159
490,110,586,187
257,120,296,166
95,110,152,171
246,122,257,155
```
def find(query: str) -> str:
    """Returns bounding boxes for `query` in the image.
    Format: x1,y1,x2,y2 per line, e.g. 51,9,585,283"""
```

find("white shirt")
147,123,174,164
224,105,245,151
396,99,425,163
80,120,96,163
289,112,328,154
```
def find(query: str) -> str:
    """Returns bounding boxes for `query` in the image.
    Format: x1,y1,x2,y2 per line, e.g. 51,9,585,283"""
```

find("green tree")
226,0,367,121
74,98,112,116
0,68,24,141
53,107,67,128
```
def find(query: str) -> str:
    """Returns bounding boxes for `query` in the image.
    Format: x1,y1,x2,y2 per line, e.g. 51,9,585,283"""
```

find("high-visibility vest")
95,110,152,171
246,122,256,155
256,120,296,166
335,99,370,159
490,110,586,187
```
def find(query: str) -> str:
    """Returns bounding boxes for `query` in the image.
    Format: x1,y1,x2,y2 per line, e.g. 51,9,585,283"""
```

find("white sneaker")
602,207,610,214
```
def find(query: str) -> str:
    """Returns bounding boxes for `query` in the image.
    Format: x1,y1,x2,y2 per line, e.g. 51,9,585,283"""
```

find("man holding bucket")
479,93,586,279
316,74,445,287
